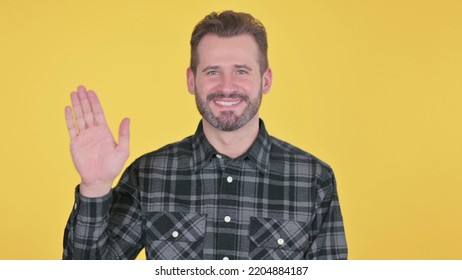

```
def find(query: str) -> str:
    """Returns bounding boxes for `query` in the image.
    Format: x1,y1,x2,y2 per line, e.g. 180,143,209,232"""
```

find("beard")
195,88,262,132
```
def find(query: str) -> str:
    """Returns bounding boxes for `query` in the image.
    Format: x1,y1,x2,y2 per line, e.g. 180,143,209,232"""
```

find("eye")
206,70,219,76
236,69,248,75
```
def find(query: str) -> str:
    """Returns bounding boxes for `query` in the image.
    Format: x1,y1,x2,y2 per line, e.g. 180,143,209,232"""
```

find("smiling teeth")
215,100,240,106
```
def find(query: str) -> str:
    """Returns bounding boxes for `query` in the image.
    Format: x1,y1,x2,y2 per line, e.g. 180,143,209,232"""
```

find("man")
63,10,348,260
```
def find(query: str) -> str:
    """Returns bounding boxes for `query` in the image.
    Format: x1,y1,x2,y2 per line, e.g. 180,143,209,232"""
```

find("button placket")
216,164,239,258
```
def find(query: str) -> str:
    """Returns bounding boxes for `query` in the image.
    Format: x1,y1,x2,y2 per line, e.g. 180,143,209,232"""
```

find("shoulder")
269,135,335,180
130,136,194,171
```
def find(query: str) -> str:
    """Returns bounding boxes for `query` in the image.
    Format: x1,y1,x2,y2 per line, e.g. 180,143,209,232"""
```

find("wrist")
79,182,112,198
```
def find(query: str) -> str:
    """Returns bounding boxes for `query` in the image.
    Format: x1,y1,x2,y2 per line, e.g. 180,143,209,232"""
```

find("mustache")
206,92,249,102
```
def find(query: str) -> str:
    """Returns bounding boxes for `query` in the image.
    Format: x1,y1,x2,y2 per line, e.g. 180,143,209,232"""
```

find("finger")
70,91,86,132
77,85,95,127
117,118,130,153
87,90,107,126
64,106,78,139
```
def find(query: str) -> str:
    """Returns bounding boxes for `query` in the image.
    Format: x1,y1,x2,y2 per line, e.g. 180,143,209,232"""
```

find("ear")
186,68,196,95
261,67,272,94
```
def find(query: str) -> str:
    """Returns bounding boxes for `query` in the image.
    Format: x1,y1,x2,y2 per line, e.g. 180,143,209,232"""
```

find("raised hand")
65,86,130,198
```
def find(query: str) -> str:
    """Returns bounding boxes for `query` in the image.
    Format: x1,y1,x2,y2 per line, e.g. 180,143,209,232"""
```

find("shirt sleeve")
305,166,348,260
62,164,144,260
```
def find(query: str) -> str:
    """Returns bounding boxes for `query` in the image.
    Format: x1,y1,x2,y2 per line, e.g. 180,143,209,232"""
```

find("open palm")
65,86,130,197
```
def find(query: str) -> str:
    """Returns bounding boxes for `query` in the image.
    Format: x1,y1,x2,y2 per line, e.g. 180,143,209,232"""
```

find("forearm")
63,187,115,259
63,178,144,260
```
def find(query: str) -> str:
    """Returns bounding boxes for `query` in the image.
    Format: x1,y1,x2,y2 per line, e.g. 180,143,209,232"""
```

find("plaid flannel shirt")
63,120,347,260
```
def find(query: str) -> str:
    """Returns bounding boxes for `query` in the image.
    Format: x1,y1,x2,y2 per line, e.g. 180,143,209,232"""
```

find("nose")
218,72,238,94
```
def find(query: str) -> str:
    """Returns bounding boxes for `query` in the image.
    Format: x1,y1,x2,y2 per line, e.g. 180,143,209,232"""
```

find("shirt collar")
191,119,271,174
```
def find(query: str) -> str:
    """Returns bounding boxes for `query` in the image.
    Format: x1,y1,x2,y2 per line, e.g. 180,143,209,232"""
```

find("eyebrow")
234,64,253,71
201,64,253,73
201,66,219,73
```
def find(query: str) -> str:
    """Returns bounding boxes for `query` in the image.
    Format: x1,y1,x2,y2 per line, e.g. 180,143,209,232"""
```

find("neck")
202,115,260,159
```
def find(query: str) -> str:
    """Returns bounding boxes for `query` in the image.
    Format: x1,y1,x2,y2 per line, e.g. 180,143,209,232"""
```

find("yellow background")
0,0,461,259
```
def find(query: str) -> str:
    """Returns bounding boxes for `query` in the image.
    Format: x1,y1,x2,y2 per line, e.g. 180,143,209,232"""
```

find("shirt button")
172,231,179,238
223,257,229,260
216,154,222,159
277,238,285,245
224,216,231,223
227,176,233,183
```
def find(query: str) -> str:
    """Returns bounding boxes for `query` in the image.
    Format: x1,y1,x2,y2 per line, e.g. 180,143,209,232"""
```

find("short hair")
190,10,268,75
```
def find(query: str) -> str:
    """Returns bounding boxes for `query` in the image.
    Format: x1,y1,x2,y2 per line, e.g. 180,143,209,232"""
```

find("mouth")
214,100,242,107
207,93,248,110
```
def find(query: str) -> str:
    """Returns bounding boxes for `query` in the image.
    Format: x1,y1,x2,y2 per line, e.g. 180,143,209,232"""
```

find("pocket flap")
249,217,309,251
147,212,206,242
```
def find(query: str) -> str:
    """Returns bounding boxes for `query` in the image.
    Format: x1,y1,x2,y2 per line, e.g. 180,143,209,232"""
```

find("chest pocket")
249,217,310,260
145,212,206,260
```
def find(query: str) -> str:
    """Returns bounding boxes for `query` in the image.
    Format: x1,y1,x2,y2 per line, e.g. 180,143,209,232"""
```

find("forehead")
196,33,260,66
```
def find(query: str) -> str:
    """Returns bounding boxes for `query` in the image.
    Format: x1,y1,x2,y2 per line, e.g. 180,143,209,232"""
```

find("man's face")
187,33,272,131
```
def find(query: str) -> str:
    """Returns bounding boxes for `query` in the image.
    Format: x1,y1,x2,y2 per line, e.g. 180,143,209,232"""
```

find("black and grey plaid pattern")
249,217,310,259
147,212,206,259
63,120,347,260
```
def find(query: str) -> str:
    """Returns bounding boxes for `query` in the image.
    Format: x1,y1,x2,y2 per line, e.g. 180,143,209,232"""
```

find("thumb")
118,118,130,152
